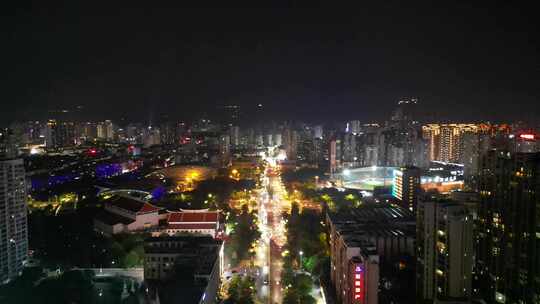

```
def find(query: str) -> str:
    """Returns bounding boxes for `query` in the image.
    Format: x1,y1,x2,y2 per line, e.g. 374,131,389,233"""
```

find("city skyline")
1,3,539,304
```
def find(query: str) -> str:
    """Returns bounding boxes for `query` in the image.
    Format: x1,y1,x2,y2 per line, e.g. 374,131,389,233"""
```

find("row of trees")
223,276,256,304
225,204,260,265
282,273,317,304
281,202,331,304
286,202,329,274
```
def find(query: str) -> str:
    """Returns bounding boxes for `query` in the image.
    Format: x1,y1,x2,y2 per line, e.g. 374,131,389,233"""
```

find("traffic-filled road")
255,158,288,304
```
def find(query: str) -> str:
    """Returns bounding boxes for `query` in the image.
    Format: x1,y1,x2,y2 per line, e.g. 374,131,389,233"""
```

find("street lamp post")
299,250,304,270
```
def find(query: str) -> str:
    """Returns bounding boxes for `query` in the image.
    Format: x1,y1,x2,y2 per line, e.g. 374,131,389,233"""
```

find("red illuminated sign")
519,134,535,140
352,263,364,303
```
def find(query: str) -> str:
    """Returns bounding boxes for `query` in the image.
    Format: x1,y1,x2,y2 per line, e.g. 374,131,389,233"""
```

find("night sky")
2,2,539,124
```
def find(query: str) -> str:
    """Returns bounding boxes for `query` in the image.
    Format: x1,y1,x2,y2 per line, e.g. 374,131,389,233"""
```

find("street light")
299,250,304,269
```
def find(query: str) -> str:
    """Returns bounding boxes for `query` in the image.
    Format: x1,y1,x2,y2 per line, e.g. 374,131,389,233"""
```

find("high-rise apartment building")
329,137,341,175
417,199,473,302
342,133,359,168
96,122,106,139
476,151,540,303
392,167,421,212
282,127,298,161
105,120,114,140
459,132,481,186
44,119,76,148
229,126,240,148
0,144,28,283
423,124,482,163
512,132,538,153
96,120,115,140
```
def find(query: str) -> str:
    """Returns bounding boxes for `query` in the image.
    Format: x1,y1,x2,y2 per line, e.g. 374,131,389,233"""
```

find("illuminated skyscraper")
422,124,482,163
392,167,421,211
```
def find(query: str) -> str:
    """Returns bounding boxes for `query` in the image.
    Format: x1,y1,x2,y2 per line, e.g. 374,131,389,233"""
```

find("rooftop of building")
167,223,217,230
144,235,221,277
341,234,379,256
167,211,219,223
328,203,416,239
329,203,415,224
336,224,414,240
107,195,160,214
144,235,221,254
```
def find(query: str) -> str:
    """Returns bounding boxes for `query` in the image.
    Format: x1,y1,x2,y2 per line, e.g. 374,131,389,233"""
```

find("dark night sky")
2,2,539,124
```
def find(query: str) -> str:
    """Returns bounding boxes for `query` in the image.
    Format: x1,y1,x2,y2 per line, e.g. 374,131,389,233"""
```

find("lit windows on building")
392,167,420,211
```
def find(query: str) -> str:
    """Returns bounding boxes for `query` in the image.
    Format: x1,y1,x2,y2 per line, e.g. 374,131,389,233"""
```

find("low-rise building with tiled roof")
152,209,221,238
94,195,161,235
